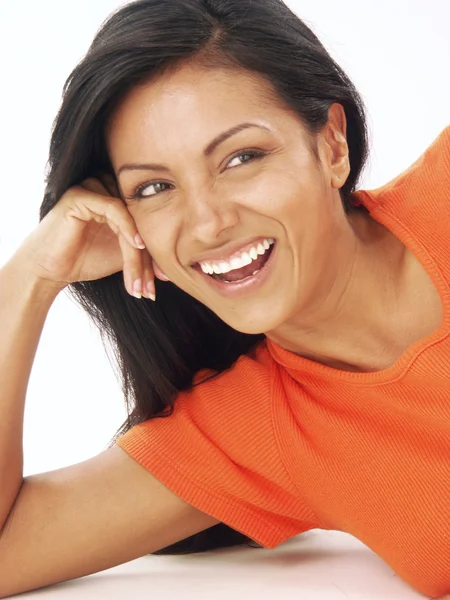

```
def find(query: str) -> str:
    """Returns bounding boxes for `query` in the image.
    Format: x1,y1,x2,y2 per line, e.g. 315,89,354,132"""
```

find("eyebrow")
116,122,270,177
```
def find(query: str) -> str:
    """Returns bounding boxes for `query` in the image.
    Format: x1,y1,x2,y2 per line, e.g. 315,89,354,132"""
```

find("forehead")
106,64,290,153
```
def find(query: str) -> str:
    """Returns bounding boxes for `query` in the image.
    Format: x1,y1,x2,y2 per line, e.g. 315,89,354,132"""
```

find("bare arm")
0,252,221,597
0,251,63,531
0,445,220,597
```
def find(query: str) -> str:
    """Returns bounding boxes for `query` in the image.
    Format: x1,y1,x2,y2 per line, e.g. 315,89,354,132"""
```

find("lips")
210,242,274,282
191,236,272,267
193,239,278,299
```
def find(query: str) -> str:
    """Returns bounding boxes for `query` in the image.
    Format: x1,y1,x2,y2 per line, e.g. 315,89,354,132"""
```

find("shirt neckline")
266,190,450,385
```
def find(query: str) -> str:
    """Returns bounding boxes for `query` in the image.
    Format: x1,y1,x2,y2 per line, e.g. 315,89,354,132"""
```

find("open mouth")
194,239,276,285
208,242,275,283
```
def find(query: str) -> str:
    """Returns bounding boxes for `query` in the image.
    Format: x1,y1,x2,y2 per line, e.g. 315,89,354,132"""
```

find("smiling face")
106,62,351,335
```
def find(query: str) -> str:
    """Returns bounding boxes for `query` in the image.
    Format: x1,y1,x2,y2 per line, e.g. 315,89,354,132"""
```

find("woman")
0,0,448,597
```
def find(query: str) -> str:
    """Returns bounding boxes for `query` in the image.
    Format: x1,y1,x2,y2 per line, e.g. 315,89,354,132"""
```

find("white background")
0,0,448,476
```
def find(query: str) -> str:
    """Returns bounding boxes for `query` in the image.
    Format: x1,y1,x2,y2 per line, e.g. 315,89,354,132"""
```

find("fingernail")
133,278,142,299
134,233,146,249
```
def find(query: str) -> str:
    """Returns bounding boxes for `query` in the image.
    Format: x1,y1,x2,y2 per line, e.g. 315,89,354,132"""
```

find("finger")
65,180,148,297
103,202,146,251
66,186,146,251
141,248,156,301
117,230,144,298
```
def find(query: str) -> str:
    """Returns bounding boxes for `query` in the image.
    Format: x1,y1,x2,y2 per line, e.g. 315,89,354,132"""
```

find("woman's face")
106,63,350,335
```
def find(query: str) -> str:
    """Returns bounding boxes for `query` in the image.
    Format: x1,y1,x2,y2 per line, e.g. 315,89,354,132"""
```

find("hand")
15,176,155,299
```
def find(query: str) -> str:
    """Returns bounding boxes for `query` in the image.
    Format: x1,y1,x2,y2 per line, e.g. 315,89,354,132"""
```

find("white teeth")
199,237,274,276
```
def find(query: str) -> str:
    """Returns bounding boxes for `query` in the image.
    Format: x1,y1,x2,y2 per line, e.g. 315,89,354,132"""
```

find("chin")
179,286,285,336
219,312,282,337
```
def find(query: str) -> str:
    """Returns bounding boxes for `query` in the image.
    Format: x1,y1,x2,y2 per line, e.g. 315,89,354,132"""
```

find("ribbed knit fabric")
117,126,450,598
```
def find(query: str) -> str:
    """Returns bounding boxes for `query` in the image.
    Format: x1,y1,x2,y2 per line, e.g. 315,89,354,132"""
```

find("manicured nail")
134,233,146,249
133,278,142,299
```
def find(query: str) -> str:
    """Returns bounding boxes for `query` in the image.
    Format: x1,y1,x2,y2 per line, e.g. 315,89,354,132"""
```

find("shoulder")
184,340,273,416
353,125,450,223
192,339,272,388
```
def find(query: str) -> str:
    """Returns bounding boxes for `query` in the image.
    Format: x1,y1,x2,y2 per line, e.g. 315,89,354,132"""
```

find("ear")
323,103,350,189
152,259,170,281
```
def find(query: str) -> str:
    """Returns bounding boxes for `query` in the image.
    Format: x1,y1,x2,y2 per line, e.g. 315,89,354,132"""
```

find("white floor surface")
15,529,431,599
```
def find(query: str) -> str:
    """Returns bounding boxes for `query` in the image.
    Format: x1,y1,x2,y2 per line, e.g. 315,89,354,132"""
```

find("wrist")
1,253,66,304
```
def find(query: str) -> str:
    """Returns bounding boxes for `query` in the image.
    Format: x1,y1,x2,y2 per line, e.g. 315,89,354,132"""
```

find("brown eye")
128,181,172,200
226,150,264,169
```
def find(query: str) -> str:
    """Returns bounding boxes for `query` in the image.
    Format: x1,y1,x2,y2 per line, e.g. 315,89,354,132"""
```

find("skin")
106,62,434,374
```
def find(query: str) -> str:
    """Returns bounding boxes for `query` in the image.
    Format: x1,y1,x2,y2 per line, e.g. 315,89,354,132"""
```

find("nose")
184,188,239,243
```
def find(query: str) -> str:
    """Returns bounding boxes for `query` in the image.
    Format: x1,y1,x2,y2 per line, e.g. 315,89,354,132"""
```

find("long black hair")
39,0,369,555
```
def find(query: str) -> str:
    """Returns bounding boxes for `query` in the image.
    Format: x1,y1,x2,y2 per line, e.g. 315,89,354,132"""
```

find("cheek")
225,173,290,217
135,208,182,276
147,237,173,275
133,204,175,243
237,162,313,218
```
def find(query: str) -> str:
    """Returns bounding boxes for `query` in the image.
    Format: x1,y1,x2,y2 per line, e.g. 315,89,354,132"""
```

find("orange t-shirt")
117,126,450,598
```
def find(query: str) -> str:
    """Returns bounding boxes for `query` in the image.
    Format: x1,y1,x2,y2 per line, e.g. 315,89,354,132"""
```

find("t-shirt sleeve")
115,351,310,549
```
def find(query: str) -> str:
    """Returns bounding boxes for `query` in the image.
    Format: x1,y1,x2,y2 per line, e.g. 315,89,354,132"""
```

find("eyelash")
127,149,266,201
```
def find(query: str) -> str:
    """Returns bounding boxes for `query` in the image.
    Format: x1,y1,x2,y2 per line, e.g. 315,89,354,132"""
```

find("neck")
266,210,408,373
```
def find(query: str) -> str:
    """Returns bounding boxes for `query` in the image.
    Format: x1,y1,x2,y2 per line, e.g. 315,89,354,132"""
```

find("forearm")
0,253,63,530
